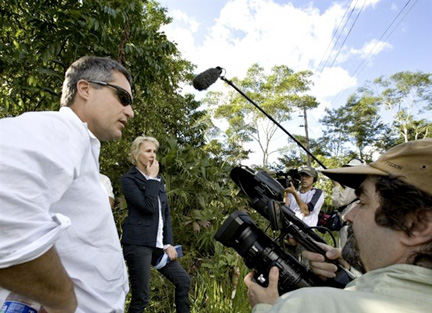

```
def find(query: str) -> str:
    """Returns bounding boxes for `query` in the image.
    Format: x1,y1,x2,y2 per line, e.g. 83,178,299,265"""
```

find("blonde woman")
121,136,190,313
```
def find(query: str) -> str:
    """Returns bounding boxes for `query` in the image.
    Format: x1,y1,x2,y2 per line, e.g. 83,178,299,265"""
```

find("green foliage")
191,260,251,313
320,91,386,159
158,137,247,252
372,71,432,142
319,71,431,158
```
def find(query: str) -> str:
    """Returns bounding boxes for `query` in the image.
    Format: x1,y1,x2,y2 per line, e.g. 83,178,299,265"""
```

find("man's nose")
125,105,134,119
344,203,359,222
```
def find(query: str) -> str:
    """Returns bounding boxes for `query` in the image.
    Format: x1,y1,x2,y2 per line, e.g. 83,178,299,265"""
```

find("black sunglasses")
88,80,133,106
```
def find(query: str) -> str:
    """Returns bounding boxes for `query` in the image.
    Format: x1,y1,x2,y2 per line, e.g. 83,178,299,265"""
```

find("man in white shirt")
0,56,134,312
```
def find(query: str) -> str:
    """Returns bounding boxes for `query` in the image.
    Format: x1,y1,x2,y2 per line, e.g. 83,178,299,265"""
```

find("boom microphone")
192,67,222,91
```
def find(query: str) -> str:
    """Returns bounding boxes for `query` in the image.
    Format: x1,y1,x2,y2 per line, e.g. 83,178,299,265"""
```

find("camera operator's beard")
342,225,366,274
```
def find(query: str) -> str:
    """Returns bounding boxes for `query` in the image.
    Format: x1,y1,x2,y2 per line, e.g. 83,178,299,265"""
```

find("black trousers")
123,244,190,313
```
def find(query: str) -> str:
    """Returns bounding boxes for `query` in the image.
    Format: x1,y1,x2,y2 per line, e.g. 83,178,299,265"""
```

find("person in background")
244,139,432,313
284,166,324,227
0,56,134,312
121,136,190,313
331,158,365,248
100,173,115,209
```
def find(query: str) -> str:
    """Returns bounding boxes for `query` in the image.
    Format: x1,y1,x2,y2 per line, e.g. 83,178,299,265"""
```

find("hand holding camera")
215,166,354,295
302,242,351,280
244,266,280,307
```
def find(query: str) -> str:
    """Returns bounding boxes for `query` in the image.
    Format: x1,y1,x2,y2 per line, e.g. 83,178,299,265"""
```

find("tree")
203,63,315,168
0,0,209,193
371,71,432,142
317,107,350,157
320,91,386,159
291,94,320,166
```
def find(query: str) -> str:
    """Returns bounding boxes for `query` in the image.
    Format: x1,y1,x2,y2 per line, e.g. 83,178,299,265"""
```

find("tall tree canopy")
320,91,386,159
371,71,432,142
319,71,431,159
0,0,209,191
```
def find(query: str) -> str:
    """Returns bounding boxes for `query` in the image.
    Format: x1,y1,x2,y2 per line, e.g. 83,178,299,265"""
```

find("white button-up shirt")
0,107,128,312
287,188,324,227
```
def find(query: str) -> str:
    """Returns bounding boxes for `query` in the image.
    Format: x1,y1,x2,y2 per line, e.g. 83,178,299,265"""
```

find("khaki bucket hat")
322,139,432,195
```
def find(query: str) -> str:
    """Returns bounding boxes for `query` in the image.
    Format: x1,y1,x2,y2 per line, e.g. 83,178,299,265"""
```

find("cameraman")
244,139,432,312
284,166,324,227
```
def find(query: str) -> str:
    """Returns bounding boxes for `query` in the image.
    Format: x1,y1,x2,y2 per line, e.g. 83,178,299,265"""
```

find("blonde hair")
128,136,160,165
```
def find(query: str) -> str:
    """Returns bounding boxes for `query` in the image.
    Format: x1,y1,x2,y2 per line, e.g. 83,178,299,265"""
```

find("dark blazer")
121,166,174,247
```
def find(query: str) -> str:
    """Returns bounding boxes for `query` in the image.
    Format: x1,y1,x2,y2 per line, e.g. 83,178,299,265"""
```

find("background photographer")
244,139,432,313
284,166,324,227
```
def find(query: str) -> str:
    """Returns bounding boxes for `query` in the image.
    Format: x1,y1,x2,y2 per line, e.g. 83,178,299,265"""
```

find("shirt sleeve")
0,112,87,268
252,303,273,313
332,186,357,208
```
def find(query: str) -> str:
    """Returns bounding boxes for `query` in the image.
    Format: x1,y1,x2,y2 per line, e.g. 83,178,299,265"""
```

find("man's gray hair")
60,56,132,107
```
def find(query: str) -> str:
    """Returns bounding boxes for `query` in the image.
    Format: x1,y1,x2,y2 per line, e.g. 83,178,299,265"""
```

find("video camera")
214,166,354,294
275,169,300,190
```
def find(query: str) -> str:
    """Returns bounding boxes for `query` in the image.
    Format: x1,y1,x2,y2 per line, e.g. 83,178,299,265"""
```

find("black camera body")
214,166,355,293
275,169,300,190
214,210,321,294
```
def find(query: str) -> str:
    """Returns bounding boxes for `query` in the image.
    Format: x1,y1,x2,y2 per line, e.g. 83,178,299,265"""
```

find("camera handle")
268,200,355,287
283,219,355,288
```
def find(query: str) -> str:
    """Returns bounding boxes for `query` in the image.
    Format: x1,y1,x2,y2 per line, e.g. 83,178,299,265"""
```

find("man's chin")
110,129,123,141
99,133,122,142
342,227,366,274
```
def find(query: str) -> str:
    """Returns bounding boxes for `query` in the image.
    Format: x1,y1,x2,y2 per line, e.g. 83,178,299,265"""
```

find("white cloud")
312,67,357,99
356,0,380,10
162,0,364,103
162,10,198,50
350,39,393,59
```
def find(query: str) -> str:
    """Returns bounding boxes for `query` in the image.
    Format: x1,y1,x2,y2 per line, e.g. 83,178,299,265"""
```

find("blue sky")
157,0,431,164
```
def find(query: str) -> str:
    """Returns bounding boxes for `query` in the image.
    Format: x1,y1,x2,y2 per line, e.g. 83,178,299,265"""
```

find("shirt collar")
59,106,98,140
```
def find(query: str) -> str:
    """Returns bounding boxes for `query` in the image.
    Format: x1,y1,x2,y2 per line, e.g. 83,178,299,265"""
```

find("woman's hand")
165,245,178,261
146,160,159,177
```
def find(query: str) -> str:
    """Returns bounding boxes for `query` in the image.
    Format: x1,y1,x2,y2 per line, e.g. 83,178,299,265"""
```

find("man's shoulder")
304,188,324,196
313,188,324,194
1,110,90,158
2,110,84,133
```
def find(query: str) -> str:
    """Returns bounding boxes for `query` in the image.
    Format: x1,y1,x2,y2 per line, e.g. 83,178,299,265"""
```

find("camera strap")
306,188,323,212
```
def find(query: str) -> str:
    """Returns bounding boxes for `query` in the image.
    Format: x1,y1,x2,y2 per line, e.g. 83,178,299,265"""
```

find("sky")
156,0,432,165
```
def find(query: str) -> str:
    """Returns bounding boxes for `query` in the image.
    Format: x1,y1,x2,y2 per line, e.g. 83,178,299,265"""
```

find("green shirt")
253,264,432,313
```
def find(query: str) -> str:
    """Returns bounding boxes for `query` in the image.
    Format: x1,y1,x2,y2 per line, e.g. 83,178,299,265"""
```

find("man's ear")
401,211,432,246
76,80,91,102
